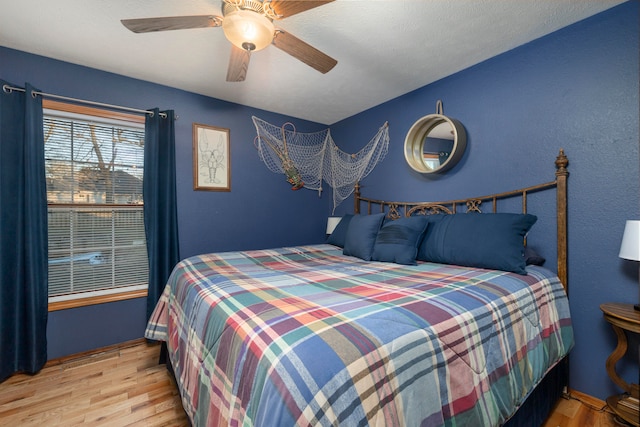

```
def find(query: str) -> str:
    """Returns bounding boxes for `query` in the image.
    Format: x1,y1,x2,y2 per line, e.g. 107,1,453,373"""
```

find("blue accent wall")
331,1,639,401
1,1,637,401
1,45,334,358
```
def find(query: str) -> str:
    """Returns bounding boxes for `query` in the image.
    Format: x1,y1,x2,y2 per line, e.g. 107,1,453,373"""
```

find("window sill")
48,289,148,312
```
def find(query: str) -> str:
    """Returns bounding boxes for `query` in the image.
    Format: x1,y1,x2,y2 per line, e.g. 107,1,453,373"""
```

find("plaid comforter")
145,244,573,427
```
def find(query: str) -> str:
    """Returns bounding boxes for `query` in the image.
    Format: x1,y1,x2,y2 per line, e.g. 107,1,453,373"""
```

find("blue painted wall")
1,0,637,401
331,1,639,401
1,46,334,359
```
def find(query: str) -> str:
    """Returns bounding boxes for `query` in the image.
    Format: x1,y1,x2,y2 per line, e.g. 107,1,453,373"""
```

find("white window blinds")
44,110,148,301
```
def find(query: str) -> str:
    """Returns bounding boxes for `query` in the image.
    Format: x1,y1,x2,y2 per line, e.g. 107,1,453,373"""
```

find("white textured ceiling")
0,0,625,124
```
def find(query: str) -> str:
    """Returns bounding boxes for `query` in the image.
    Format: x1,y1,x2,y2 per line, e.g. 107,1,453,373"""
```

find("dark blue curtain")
144,109,180,321
0,81,48,382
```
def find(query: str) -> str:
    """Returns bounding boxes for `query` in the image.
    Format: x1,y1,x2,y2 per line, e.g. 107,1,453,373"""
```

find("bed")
146,150,573,426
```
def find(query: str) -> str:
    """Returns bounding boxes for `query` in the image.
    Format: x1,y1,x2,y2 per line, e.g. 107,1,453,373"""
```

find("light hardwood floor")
0,340,626,426
0,340,188,426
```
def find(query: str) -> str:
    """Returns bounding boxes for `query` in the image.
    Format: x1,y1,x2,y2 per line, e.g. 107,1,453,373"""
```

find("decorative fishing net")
252,116,390,212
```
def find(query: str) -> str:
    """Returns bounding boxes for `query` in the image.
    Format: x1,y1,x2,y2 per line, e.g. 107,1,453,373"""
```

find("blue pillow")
525,246,546,266
326,214,353,248
372,216,430,265
343,213,386,261
417,213,537,274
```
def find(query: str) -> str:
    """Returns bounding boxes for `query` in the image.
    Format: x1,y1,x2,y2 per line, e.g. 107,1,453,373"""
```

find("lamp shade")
326,217,341,235
619,220,640,261
222,10,275,51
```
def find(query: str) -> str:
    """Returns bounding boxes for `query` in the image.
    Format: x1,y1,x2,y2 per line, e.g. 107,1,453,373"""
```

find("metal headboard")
354,149,569,291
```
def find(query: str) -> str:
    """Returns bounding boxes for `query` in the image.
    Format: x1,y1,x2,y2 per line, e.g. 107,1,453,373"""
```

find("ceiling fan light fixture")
222,9,275,51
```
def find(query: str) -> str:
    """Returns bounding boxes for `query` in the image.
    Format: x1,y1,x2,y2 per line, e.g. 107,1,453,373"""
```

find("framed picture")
193,123,230,191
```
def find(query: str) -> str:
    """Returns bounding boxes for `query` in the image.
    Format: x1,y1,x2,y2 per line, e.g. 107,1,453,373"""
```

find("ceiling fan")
121,0,337,82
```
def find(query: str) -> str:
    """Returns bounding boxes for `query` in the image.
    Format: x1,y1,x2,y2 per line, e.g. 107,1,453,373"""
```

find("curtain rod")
2,84,171,119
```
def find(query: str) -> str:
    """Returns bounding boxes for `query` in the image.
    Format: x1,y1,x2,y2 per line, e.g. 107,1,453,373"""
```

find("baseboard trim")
45,338,155,368
565,388,608,410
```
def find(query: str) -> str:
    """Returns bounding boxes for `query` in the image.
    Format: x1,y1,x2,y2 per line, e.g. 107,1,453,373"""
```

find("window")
44,101,148,310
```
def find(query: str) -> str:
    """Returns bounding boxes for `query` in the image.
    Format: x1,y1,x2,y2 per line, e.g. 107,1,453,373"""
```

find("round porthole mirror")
404,102,467,174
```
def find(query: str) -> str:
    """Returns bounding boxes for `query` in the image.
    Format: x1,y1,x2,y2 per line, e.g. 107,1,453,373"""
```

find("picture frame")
193,123,231,191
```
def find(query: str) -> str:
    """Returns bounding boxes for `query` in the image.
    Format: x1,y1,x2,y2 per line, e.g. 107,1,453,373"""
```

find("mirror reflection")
422,122,454,171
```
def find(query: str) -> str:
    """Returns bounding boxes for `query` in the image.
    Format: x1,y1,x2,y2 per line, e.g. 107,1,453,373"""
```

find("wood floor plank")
0,340,621,426
0,388,36,406
542,390,621,427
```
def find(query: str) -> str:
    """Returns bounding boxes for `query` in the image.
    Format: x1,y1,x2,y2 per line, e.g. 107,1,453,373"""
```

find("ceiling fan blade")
227,45,251,82
272,30,337,74
121,15,222,33
267,0,334,18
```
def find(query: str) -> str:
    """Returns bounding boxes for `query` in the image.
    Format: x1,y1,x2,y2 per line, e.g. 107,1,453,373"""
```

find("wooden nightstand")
600,302,640,426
